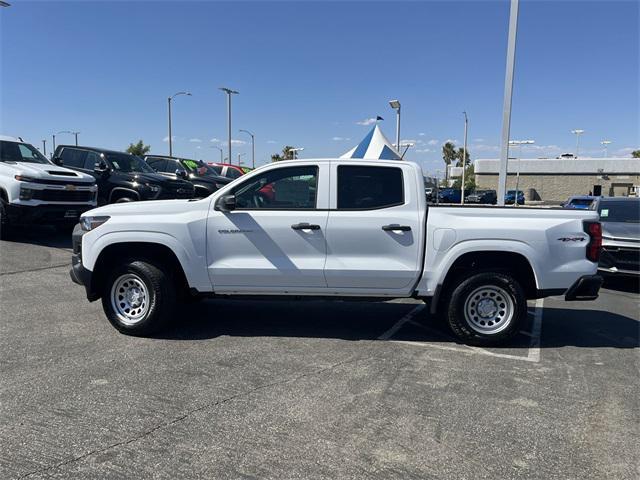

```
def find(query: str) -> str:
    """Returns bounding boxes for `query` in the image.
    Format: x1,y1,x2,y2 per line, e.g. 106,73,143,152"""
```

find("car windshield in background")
598,201,640,223
107,153,156,173
0,141,50,164
182,159,216,176
570,199,594,207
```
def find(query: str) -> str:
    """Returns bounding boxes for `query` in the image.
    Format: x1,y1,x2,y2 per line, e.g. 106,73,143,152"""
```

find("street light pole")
571,129,584,157
52,134,56,154
497,0,520,206
290,147,304,159
600,140,611,157
239,129,255,168
237,153,246,165
72,131,80,146
460,112,468,205
389,99,401,151
167,91,192,157
42,139,46,156
219,87,239,165
508,139,534,207
211,146,223,163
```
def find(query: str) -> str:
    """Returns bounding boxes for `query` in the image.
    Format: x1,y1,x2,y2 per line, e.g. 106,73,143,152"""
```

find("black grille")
158,183,194,199
33,190,94,202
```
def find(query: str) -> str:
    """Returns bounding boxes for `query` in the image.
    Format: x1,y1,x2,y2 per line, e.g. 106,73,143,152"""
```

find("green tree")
452,163,476,191
456,147,470,167
271,145,295,162
126,140,151,157
442,142,457,182
632,150,640,158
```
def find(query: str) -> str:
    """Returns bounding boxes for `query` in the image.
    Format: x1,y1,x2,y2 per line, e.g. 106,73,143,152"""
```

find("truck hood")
4,161,94,183
84,198,206,217
601,221,640,241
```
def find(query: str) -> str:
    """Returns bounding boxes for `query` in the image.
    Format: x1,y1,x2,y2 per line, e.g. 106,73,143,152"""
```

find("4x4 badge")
557,237,585,242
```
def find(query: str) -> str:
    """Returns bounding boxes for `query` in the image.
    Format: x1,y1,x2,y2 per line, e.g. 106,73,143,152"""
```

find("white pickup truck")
70,159,603,345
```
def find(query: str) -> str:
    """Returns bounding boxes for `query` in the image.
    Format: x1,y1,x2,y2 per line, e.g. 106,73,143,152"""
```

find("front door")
324,163,424,293
207,163,329,292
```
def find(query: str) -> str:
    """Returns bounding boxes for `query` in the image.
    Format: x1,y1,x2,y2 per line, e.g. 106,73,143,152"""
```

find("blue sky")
1,0,638,173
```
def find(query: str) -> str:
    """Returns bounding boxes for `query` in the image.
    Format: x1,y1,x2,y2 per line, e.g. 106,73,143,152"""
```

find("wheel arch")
430,250,539,315
89,242,189,300
109,187,140,203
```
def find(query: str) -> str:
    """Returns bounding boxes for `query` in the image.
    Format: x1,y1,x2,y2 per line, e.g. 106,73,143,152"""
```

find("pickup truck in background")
70,159,603,345
0,136,97,238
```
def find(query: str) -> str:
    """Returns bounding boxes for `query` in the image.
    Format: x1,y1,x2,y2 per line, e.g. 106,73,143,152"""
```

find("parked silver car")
592,197,640,276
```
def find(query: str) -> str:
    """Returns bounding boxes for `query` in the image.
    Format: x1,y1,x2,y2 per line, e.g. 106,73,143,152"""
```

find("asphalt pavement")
1,226,638,479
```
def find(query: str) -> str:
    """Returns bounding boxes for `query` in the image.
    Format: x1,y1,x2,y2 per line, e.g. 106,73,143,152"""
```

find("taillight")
584,221,602,262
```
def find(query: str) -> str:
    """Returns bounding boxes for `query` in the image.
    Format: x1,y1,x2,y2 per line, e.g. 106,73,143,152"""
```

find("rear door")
207,162,330,292
324,162,424,293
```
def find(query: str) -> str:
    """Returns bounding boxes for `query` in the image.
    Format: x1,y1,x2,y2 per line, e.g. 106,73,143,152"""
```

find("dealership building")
474,157,640,202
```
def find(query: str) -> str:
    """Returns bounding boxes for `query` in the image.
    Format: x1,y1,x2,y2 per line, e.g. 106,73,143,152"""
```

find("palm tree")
442,142,457,183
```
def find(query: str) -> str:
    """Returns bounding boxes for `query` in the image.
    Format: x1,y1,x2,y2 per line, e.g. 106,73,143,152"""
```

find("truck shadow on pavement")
1,226,73,249
159,300,639,350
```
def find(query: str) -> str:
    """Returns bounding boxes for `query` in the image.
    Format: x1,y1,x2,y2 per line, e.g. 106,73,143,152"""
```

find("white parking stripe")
377,304,426,340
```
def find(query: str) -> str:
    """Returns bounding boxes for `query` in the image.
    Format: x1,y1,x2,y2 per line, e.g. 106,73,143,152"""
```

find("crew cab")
70,159,603,345
53,145,195,204
0,136,97,237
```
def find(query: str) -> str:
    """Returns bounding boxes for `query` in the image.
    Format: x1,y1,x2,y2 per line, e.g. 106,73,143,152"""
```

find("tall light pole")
167,91,191,157
211,145,223,163
389,99,401,151
72,131,80,146
460,112,469,205
239,129,255,168
571,129,585,157
508,139,535,206
237,152,246,165
600,140,611,157
219,87,239,165
42,139,46,156
52,130,73,153
497,0,520,206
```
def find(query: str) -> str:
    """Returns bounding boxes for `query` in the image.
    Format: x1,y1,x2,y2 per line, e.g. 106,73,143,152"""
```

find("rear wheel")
0,197,10,240
101,260,176,336
446,272,526,346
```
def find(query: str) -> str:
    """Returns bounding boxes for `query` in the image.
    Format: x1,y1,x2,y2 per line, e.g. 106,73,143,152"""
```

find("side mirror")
175,169,188,179
94,161,110,175
216,194,236,212
53,157,64,166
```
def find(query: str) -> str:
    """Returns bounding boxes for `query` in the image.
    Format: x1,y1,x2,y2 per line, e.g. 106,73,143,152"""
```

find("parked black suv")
466,189,497,204
145,155,231,199
53,146,194,204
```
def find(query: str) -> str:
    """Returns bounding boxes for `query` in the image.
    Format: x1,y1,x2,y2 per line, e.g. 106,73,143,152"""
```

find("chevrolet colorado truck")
0,136,97,238
70,159,603,345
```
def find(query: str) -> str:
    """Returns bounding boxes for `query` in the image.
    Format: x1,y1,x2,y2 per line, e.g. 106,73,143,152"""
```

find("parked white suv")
71,158,603,345
0,136,97,237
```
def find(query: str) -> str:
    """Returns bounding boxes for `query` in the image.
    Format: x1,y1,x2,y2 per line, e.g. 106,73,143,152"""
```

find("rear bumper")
564,274,603,301
6,203,93,225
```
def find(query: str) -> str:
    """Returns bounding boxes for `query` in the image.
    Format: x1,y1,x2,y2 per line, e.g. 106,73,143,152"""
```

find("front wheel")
446,272,526,346
101,260,176,336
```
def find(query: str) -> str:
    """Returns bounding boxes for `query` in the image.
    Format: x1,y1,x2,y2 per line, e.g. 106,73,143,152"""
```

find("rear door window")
60,148,88,168
337,165,404,210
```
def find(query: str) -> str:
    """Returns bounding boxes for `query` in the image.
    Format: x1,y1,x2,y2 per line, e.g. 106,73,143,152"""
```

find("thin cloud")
427,139,439,146
189,138,202,143
356,117,377,126
266,140,278,144
210,138,221,143
162,136,176,143
419,133,426,136
332,137,351,141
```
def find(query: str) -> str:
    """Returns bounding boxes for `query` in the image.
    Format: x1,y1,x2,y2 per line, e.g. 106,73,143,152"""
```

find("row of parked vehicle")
424,186,524,205
0,136,251,238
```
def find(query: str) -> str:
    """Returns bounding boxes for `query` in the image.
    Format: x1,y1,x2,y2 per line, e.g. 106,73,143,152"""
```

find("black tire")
0,197,10,240
101,260,176,336
446,272,526,346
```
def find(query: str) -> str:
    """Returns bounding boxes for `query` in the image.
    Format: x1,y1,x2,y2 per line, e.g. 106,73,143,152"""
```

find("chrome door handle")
382,224,411,232
291,223,321,230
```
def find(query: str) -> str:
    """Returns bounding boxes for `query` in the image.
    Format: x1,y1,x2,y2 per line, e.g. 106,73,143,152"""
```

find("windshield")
181,159,218,177
106,153,156,173
569,199,594,207
598,200,640,223
0,141,51,164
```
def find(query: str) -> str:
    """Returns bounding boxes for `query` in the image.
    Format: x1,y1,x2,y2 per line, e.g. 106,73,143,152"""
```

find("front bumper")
70,224,98,300
564,274,603,301
6,203,94,225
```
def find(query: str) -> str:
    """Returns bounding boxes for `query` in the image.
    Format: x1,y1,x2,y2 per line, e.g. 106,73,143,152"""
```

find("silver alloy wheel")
110,273,149,325
463,285,514,335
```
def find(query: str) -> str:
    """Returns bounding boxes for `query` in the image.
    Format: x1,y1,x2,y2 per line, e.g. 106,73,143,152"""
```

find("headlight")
19,186,35,200
14,175,37,182
80,216,110,231
146,184,160,192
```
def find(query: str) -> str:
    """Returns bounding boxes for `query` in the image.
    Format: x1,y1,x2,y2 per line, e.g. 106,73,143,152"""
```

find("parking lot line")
380,300,545,363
